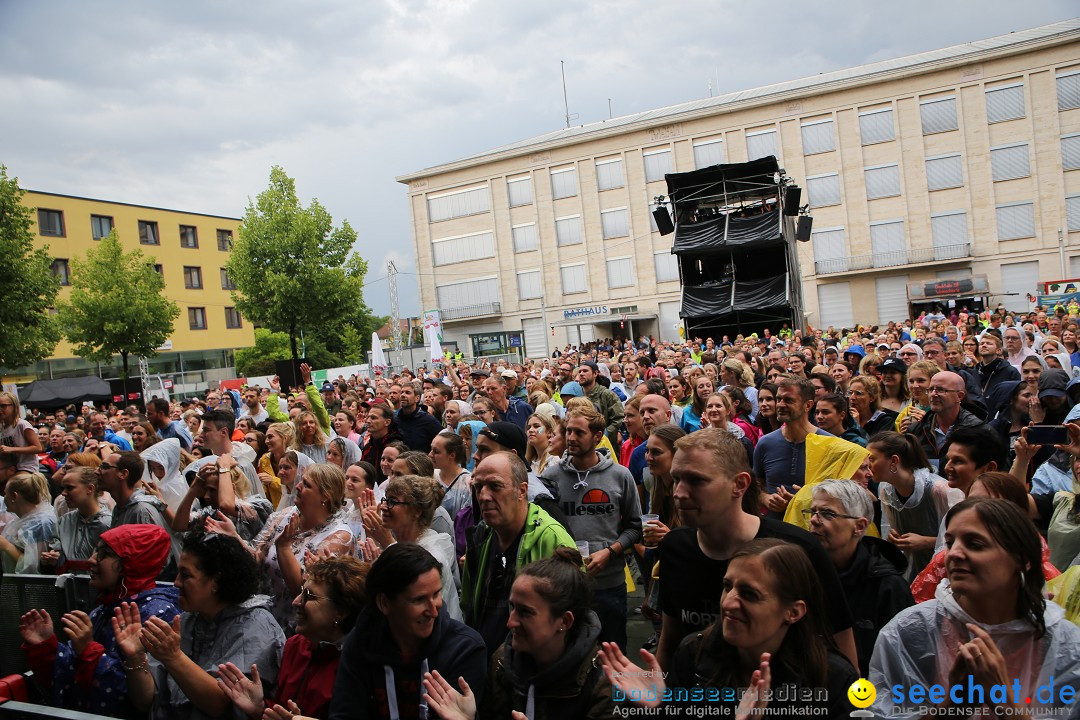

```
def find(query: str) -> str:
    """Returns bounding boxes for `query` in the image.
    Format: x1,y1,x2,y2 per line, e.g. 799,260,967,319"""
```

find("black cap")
879,358,907,375
478,421,528,463
580,360,600,373
469,368,491,377
1038,369,1069,399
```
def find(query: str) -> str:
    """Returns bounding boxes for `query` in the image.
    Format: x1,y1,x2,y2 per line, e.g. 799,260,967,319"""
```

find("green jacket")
265,384,331,434
461,503,576,626
585,383,625,449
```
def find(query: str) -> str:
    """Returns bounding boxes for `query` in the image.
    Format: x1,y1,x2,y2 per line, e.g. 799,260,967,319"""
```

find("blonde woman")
257,422,294,507
526,412,558,474
0,391,42,473
0,472,56,573
719,358,758,417
291,410,330,463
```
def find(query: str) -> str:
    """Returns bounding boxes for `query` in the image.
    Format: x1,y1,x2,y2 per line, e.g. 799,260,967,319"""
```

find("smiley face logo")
847,678,876,709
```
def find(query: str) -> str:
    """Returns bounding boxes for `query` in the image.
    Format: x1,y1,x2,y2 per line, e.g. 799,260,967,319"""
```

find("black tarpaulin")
671,209,782,255
664,156,780,205
19,376,113,408
680,275,789,318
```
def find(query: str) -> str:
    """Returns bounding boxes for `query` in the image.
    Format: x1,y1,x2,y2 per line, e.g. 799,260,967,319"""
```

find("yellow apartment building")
9,190,254,388
397,19,1080,357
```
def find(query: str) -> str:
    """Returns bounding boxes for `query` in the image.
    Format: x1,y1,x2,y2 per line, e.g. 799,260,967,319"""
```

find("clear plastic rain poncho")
1,500,57,574
140,438,188,512
275,451,314,511
868,593,1080,718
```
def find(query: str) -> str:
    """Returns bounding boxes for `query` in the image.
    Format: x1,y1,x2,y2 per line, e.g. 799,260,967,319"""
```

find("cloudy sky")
1,2,1074,317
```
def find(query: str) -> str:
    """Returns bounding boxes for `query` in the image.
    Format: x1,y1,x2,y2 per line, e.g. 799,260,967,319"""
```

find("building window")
37,209,64,237
220,267,236,290
990,143,1030,182
550,167,578,199
925,154,964,190
139,220,159,245
920,96,958,134
996,202,1036,241
800,118,836,155
859,108,895,145
507,175,533,207
224,307,243,329
511,223,539,253
188,307,207,330
654,251,679,282
517,270,542,300
216,229,233,251
643,149,672,183
595,158,625,191
51,258,70,285
91,215,113,240
1066,196,1080,233
931,211,970,259
746,128,778,161
812,227,848,274
600,208,629,239
1061,134,1080,171
152,264,164,279
179,225,198,248
183,266,203,289
870,220,907,267
806,173,841,208
693,137,725,169
431,231,495,266
606,257,635,288
555,216,583,246
865,164,901,200
985,83,1025,124
427,185,491,222
560,263,587,294
1059,70,1080,112
435,276,500,309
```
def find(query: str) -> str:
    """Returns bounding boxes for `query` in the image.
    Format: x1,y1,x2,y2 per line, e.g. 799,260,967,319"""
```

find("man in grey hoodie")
541,406,642,650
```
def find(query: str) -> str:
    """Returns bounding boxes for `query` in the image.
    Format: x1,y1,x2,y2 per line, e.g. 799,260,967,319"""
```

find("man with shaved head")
908,370,986,461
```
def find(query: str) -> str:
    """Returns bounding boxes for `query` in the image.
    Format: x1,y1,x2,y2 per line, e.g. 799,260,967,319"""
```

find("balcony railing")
441,301,502,321
814,243,970,275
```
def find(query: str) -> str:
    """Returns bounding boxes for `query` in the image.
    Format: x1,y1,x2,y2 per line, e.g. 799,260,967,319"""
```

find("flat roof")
25,189,242,221
397,18,1080,183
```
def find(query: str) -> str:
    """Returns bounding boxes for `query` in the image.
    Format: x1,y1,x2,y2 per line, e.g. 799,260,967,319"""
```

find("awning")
551,313,657,327
18,376,114,408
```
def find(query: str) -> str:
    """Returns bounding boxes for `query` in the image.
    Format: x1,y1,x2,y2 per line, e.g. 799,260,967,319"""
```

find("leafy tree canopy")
0,165,60,373
56,230,180,378
234,328,338,377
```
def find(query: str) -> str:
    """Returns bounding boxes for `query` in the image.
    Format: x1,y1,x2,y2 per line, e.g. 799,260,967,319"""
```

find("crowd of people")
3,302,1080,716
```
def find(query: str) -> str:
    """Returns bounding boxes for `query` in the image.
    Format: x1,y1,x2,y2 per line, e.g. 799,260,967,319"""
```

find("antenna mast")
561,61,578,128
388,260,403,352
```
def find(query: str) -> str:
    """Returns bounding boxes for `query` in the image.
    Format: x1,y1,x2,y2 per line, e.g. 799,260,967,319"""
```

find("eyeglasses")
299,586,331,604
802,508,860,522
379,497,412,510
0,403,12,408
928,387,960,395
98,463,117,471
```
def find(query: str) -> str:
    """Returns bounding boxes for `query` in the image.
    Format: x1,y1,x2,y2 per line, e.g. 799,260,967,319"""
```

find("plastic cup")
642,514,660,548
576,540,591,559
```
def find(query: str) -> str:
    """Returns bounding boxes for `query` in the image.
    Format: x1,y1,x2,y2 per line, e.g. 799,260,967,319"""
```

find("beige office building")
398,19,1080,358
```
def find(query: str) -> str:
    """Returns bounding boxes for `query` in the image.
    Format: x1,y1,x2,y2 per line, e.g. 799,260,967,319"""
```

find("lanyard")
384,658,429,720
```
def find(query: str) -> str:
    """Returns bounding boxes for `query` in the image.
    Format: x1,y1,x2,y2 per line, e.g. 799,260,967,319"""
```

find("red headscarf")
97,524,172,605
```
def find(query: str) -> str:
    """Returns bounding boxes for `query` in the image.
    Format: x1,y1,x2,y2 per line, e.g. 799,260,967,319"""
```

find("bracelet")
606,545,617,556
124,655,150,673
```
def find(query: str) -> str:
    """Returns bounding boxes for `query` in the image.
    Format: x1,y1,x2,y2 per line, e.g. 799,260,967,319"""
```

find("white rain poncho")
878,467,961,579
1,501,57,574
868,593,1080,718
141,439,188,512
327,436,362,468
275,451,314,511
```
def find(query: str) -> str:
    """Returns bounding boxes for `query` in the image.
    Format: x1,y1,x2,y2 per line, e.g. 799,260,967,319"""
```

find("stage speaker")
783,186,802,216
653,207,675,235
274,359,308,391
796,216,813,242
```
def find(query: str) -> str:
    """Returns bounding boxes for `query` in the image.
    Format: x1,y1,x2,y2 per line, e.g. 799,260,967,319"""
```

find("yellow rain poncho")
783,433,879,537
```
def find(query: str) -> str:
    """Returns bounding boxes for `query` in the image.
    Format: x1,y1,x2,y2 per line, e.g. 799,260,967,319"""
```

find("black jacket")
329,607,487,720
395,405,442,453
975,357,1020,404
836,536,914,676
908,407,985,459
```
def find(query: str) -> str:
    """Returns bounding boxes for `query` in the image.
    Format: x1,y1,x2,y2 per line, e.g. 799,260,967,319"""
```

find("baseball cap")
1038,369,1069,399
500,369,518,380
560,381,585,398
580,360,600,373
320,381,334,392
479,421,528,463
879,358,907,375
469,368,491,378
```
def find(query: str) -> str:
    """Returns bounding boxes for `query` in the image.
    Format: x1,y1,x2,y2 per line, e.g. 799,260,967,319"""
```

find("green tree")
0,165,60,374
226,166,375,360
234,328,338,377
56,230,180,379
